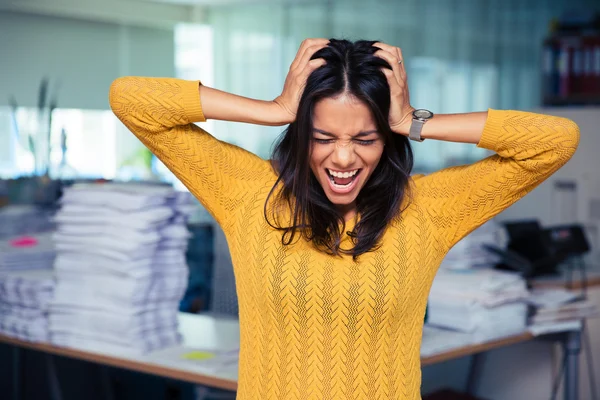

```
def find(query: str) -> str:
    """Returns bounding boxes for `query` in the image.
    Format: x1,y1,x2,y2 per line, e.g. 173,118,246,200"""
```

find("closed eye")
313,138,335,144
313,138,377,145
355,139,376,146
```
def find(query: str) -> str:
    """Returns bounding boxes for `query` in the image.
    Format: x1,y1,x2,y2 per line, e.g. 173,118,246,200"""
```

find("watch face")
413,109,434,119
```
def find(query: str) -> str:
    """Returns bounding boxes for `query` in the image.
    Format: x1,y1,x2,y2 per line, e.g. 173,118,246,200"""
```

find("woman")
110,39,579,399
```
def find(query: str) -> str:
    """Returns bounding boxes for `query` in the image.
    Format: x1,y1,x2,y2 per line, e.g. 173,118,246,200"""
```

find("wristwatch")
409,109,434,142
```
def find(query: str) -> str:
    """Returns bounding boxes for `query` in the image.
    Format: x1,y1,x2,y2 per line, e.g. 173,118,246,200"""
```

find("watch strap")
409,118,425,142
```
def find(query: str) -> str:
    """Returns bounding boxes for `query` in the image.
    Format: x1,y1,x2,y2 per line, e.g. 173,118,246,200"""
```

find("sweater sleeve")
414,109,580,249
109,76,273,229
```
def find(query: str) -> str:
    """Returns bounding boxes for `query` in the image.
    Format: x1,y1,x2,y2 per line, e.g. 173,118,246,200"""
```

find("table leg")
564,329,582,400
100,365,115,400
12,346,22,400
46,354,63,400
465,352,485,395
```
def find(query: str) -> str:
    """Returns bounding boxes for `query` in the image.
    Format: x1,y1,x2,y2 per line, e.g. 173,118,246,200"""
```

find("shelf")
543,94,600,106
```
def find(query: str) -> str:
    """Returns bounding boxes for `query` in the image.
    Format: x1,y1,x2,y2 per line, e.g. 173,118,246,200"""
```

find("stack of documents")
440,220,507,270
49,183,195,355
0,269,55,342
527,288,599,334
427,268,529,341
0,205,56,238
0,233,56,271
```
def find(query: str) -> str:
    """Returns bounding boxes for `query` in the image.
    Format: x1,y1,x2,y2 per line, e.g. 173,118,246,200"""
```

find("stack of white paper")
527,288,599,334
0,233,56,271
440,220,507,270
49,183,195,355
0,205,56,238
0,269,55,342
427,268,529,342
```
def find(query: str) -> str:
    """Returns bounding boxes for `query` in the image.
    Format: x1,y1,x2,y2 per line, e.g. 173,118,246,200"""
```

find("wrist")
270,98,295,126
392,107,416,136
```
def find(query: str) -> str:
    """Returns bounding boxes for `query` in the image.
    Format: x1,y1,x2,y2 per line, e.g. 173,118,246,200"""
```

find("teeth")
327,169,359,178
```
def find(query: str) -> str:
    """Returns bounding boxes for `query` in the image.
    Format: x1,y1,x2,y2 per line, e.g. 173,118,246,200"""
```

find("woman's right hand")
272,38,328,124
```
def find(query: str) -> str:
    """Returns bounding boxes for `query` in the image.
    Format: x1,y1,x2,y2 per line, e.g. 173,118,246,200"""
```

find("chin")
326,193,357,206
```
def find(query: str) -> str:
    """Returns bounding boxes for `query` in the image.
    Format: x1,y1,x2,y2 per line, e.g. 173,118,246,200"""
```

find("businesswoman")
110,38,579,399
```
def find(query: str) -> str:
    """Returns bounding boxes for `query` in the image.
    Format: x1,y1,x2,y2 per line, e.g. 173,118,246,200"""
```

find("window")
408,57,496,173
152,23,215,190
0,106,119,179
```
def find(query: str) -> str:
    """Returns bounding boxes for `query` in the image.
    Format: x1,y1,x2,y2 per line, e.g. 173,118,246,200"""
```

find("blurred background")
0,0,600,399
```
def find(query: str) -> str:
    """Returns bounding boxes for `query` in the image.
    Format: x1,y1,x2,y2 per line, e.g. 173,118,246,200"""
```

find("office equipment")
544,224,591,258
488,220,571,277
506,220,562,275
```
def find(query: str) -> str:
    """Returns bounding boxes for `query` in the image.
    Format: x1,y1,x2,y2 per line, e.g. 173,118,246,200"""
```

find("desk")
2,313,583,400
530,264,600,290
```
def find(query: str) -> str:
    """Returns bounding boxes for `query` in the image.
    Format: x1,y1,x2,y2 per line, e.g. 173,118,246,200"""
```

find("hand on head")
372,42,415,134
273,38,328,124
273,39,414,135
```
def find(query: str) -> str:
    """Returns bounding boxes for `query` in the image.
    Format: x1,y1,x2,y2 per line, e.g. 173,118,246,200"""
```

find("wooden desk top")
529,267,600,290
420,331,534,366
0,313,240,391
1,313,564,391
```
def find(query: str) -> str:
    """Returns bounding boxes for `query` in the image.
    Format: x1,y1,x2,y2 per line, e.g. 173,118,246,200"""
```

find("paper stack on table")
0,233,56,271
427,268,529,342
0,205,56,238
0,269,55,342
49,183,196,355
440,220,507,270
527,288,599,335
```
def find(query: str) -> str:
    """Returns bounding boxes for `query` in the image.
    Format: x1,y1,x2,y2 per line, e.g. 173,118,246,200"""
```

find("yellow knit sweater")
109,77,580,400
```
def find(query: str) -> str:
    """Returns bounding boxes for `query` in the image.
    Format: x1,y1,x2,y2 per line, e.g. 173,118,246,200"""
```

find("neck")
338,204,357,223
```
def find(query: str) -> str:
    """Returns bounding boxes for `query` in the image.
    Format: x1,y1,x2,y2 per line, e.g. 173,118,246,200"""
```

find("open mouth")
326,168,362,193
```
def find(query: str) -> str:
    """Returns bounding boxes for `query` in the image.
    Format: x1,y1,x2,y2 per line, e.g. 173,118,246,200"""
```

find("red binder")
581,37,594,95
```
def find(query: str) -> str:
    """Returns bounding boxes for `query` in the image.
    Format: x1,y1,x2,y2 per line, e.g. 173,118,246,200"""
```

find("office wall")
0,11,175,110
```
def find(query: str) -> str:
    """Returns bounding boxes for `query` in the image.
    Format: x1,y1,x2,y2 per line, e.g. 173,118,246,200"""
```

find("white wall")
0,11,176,110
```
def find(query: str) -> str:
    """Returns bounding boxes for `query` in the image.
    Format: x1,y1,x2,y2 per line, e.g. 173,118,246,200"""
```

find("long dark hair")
265,39,414,259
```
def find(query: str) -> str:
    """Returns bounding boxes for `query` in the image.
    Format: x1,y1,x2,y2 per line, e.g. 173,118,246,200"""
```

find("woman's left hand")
373,42,415,136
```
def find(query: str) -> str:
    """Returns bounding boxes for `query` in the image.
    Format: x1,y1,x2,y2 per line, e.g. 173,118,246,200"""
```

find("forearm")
416,109,579,248
398,111,489,144
199,85,288,126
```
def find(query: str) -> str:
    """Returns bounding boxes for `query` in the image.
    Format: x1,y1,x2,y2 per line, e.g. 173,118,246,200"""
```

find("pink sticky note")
10,236,39,248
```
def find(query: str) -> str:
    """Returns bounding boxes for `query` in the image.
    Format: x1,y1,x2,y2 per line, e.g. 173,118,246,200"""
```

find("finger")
294,52,326,92
299,58,326,81
374,49,402,86
396,47,407,81
372,41,398,54
374,42,406,80
290,38,329,72
295,43,328,75
380,67,402,97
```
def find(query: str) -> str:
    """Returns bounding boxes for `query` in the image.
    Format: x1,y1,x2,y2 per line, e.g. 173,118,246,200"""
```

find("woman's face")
309,95,385,218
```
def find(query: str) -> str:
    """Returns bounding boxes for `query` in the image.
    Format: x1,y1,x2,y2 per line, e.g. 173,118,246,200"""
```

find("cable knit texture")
109,77,580,400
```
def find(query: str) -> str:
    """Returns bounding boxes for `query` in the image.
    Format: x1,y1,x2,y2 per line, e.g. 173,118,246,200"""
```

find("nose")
331,142,357,167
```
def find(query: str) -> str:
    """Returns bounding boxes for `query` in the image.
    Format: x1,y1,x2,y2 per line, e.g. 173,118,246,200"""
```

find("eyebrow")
313,128,379,138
